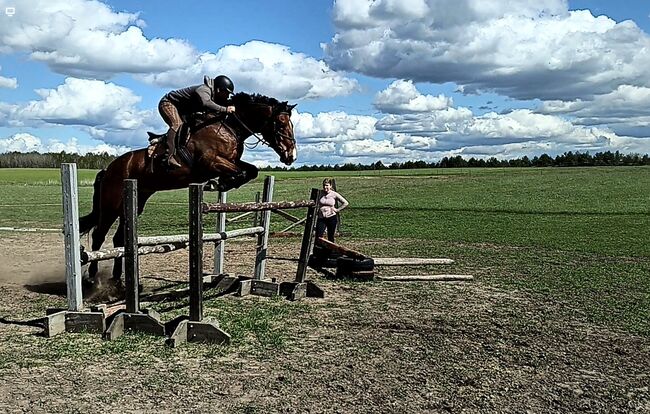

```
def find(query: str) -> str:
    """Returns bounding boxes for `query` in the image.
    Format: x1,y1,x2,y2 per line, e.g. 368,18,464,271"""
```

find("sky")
0,0,649,166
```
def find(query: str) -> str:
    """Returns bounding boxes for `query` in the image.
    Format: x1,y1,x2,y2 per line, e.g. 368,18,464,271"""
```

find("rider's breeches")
159,99,183,132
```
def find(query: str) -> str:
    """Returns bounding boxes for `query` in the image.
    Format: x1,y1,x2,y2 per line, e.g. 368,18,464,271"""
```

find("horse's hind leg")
111,217,126,283
87,210,119,285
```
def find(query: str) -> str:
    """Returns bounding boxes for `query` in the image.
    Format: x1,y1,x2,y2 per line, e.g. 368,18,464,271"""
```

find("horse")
78,92,297,288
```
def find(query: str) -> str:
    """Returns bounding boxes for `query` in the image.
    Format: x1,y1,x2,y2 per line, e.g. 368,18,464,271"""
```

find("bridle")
230,103,295,150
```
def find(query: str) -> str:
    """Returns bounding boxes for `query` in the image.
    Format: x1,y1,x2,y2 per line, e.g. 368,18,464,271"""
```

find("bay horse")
78,92,297,288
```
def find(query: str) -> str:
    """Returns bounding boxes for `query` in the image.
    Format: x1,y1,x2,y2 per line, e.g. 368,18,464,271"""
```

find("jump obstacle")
46,163,323,345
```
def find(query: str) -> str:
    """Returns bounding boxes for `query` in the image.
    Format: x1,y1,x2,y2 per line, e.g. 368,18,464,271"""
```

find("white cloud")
538,85,650,136
0,78,162,146
0,66,17,89
374,80,452,113
0,132,130,155
324,0,650,101
140,41,359,100
289,78,650,165
293,110,377,143
0,1,357,99
339,138,409,157
0,0,196,77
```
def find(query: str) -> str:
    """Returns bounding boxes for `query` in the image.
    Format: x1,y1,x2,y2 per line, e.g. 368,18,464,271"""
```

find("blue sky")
1,0,649,166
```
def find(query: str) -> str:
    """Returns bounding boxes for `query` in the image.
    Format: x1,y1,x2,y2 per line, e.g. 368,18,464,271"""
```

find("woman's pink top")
318,190,349,218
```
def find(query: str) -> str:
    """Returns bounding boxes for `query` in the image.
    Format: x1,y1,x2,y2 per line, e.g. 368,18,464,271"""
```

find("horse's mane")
230,92,291,112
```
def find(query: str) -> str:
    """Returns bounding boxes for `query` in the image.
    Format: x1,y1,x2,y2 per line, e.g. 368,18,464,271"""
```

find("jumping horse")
78,92,297,288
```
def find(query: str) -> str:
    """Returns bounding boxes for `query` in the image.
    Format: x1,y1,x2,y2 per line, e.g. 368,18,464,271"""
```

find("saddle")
146,112,227,169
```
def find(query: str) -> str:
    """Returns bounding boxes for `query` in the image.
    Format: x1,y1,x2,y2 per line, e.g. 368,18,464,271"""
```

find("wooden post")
213,191,227,275
168,183,231,346
123,180,139,313
295,188,320,283
253,191,261,226
61,163,83,311
189,184,204,321
254,176,274,280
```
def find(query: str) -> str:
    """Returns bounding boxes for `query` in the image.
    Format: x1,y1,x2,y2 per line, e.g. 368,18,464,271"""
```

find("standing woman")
316,178,349,242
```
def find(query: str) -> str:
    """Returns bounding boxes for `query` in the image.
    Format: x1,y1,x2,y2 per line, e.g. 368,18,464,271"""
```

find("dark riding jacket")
163,76,228,115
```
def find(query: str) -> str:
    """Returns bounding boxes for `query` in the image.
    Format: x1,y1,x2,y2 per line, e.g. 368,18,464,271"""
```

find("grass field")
0,166,648,412
0,166,648,336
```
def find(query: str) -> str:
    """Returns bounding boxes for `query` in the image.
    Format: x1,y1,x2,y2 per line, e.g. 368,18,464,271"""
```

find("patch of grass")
211,295,308,352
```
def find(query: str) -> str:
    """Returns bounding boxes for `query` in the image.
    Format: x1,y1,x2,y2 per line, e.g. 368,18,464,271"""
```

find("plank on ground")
376,274,473,282
373,257,454,266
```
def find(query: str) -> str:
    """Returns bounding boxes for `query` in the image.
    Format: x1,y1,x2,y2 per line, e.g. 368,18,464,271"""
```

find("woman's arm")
334,192,349,212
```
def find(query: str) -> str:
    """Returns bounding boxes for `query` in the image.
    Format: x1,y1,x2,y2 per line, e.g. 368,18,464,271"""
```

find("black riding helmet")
214,75,234,95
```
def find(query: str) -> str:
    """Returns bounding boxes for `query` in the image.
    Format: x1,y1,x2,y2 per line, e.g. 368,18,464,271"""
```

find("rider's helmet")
214,75,234,95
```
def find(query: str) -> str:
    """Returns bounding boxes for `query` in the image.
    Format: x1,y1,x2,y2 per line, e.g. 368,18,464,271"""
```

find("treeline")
265,151,650,171
0,151,116,169
0,150,648,170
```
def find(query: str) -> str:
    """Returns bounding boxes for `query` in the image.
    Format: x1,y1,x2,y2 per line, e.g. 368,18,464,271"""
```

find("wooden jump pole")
254,176,274,280
81,227,264,263
315,237,368,260
203,199,314,213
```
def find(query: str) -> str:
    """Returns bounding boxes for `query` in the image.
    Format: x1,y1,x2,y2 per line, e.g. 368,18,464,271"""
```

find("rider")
157,75,236,168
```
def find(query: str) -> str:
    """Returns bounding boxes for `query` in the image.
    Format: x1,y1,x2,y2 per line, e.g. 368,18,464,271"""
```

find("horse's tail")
79,169,106,236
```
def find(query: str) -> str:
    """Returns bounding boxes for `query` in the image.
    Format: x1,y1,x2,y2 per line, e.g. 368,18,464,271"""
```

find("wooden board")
373,257,454,266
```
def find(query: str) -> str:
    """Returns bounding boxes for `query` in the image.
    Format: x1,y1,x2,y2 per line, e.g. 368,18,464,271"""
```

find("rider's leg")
158,99,183,168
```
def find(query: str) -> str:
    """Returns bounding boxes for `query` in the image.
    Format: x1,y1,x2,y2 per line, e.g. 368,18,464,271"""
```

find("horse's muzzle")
282,147,297,165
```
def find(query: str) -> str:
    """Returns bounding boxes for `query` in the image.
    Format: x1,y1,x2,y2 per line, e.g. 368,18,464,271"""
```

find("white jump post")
61,163,83,311
44,163,105,337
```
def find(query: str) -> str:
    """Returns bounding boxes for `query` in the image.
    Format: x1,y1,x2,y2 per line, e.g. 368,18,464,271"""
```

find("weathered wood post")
168,183,231,347
254,176,274,280
213,191,227,275
295,188,320,283
124,179,139,313
189,183,204,321
105,179,165,340
277,188,325,301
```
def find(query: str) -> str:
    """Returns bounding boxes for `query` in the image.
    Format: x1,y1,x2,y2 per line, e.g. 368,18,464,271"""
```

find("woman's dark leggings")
316,215,338,242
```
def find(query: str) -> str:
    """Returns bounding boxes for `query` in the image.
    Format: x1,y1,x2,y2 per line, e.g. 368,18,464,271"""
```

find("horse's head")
260,102,297,165
231,93,298,165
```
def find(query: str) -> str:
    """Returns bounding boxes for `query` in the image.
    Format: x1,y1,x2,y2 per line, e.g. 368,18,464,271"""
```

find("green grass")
0,166,648,335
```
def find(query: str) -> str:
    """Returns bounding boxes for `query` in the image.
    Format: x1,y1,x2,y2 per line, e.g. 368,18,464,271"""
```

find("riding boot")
165,128,182,168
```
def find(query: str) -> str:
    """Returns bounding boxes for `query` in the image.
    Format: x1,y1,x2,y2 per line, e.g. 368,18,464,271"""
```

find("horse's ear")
288,104,297,111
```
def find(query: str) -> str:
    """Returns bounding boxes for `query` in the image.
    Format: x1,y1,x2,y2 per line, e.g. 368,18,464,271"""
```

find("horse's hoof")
203,178,220,192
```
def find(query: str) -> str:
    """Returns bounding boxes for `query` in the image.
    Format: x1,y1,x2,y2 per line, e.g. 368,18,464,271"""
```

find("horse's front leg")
234,160,259,185
201,156,245,192
213,160,259,191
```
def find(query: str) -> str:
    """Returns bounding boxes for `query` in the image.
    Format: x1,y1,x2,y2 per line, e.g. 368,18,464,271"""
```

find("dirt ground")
0,232,648,413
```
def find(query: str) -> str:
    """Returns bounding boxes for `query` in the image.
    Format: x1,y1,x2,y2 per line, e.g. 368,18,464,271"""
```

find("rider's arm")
196,85,228,112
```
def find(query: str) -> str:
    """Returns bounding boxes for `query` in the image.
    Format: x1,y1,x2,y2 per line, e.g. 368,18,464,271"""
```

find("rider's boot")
165,128,182,168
